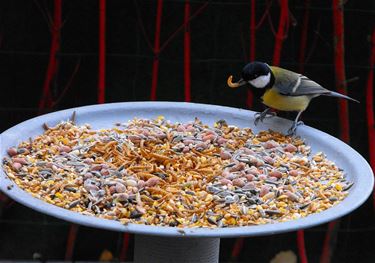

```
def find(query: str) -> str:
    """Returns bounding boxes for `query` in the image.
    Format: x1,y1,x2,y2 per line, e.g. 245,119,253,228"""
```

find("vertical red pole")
272,0,288,66
321,2,348,263
231,2,256,257
65,224,79,260
42,2,80,259
119,233,131,261
332,0,349,142
320,222,339,263
39,0,62,111
231,237,245,261
249,0,256,62
246,0,256,109
296,2,310,262
272,1,309,262
98,0,106,104
150,0,164,101
184,0,191,102
366,28,375,208
298,0,310,73
297,229,308,263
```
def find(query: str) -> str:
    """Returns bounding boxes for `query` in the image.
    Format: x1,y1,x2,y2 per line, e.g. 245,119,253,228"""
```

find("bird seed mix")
2,116,352,228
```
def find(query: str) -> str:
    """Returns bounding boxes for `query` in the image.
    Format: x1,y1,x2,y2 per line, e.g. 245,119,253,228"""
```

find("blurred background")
0,0,374,262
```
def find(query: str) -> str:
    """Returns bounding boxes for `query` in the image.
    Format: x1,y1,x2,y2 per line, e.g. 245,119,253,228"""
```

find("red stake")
98,0,106,104
272,0,288,66
38,0,61,112
332,0,349,142
249,0,256,62
119,233,131,261
298,0,310,73
366,28,375,208
321,2,349,263
297,229,308,263
320,220,339,263
272,2,309,262
246,0,256,109
232,1,256,257
65,224,79,260
184,0,191,102
296,2,311,262
231,237,245,261
150,0,164,101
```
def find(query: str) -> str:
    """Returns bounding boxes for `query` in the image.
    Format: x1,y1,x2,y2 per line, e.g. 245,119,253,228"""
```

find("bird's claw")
254,111,276,126
287,121,304,136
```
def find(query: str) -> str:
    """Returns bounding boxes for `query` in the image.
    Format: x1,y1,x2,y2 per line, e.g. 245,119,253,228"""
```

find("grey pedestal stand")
134,235,220,263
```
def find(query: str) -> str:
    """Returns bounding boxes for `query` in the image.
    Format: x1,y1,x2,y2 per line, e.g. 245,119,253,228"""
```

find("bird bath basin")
0,102,373,262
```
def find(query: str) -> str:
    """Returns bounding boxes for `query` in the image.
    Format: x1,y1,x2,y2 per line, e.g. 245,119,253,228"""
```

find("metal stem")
134,235,220,263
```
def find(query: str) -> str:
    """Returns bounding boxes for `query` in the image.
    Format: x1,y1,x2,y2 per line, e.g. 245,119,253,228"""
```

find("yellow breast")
262,88,310,112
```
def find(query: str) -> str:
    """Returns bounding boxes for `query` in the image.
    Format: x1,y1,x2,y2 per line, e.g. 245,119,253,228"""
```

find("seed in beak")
227,75,246,88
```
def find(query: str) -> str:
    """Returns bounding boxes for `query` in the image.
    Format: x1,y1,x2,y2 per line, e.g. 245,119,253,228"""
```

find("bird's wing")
270,66,330,96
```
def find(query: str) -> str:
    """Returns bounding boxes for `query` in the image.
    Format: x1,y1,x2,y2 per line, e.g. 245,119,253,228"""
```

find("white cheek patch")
249,73,271,88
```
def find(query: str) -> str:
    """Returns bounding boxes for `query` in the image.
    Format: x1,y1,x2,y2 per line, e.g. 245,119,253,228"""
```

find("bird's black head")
241,61,272,88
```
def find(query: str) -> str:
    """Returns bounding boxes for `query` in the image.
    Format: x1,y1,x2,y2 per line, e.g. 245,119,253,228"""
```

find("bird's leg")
254,108,276,126
288,111,304,135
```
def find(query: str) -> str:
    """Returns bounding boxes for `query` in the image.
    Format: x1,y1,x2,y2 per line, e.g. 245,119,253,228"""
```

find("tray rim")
0,101,373,238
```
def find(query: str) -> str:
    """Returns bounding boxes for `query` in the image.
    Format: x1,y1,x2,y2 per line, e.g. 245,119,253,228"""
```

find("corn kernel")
335,184,343,191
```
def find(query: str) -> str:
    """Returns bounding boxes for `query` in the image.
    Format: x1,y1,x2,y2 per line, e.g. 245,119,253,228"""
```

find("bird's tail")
326,91,359,103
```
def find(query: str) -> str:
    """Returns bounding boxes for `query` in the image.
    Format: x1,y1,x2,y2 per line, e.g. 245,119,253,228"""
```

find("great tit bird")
227,61,359,135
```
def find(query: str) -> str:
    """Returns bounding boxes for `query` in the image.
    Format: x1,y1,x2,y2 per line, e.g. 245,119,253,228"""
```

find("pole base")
134,235,220,263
